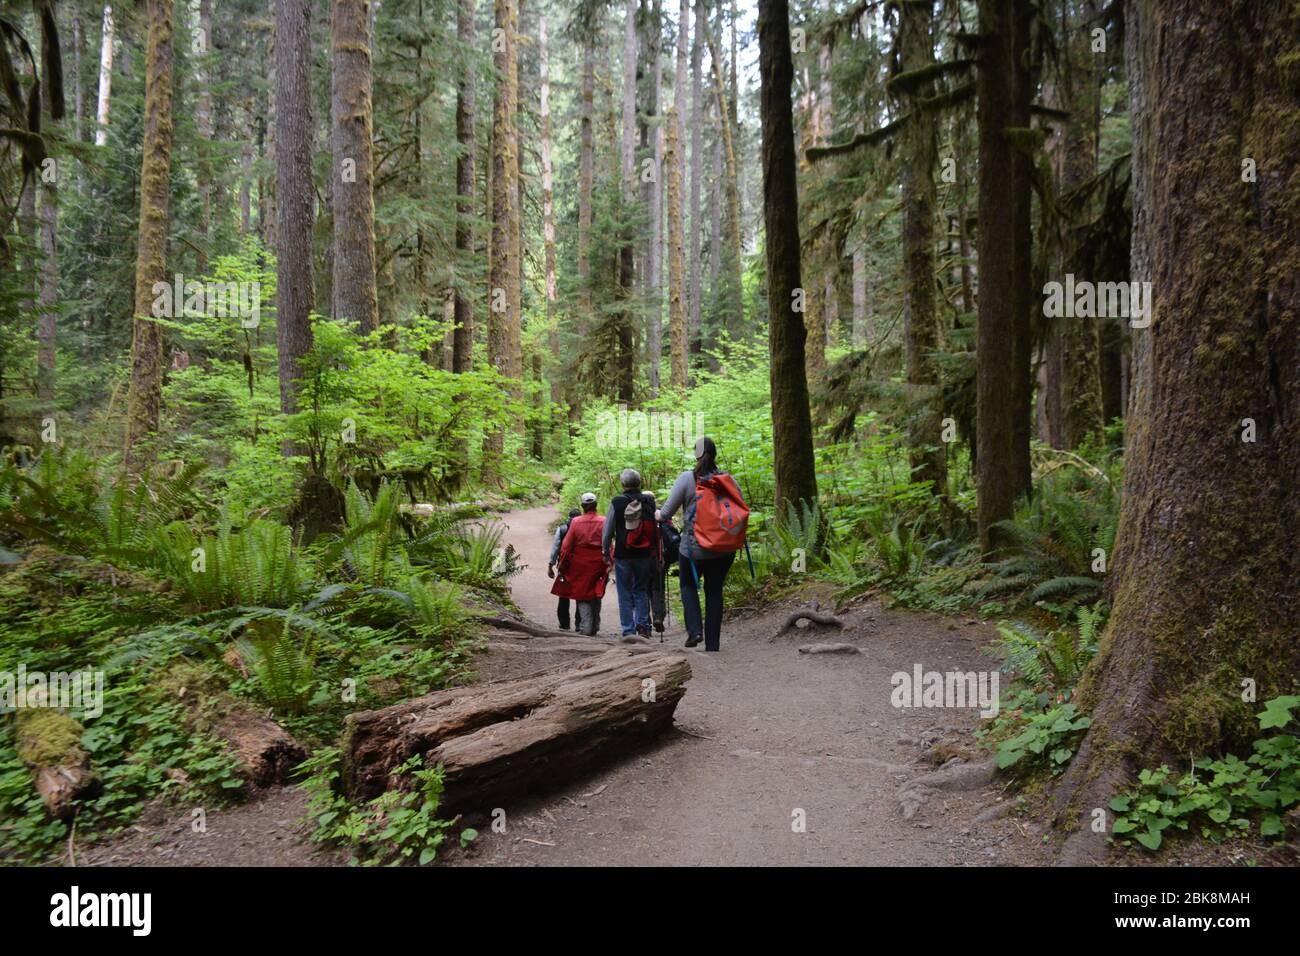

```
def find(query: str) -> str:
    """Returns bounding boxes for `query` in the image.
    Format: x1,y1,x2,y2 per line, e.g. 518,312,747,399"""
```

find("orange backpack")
691,473,749,552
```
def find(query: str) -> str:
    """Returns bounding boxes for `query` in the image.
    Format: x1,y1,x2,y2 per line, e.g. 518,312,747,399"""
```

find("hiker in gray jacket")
657,436,736,651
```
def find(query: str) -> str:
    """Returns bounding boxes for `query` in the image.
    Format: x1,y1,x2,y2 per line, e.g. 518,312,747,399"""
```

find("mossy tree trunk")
1057,0,1104,449
759,0,818,519
331,0,379,336
974,0,1031,549
665,103,687,390
539,11,559,405
896,0,946,496
124,0,175,467
1053,0,1300,863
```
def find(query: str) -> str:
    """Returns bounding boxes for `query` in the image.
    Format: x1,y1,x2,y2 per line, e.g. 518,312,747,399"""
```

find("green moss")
14,709,87,767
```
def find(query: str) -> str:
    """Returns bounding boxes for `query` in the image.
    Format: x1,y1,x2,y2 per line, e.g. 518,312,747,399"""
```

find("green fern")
237,616,317,716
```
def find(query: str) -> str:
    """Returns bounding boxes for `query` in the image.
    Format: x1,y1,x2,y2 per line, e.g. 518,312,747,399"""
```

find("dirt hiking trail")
455,505,1049,866
72,504,1050,867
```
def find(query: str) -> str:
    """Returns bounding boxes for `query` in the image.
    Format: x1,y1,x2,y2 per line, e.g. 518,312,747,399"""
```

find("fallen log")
216,709,308,787
475,613,573,639
339,647,691,813
14,708,101,820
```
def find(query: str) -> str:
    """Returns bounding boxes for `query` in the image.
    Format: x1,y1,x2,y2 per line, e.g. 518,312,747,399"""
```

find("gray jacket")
658,469,727,561
548,524,567,566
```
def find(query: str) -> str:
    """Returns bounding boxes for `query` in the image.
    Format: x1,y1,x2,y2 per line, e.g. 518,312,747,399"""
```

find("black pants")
556,597,571,630
650,562,669,634
680,552,736,651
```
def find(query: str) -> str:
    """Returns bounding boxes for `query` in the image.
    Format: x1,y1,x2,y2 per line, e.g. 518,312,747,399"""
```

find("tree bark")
37,87,58,403
331,0,379,335
483,0,520,484
72,10,85,143
665,103,687,390
1053,0,1300,863
974,0,1029,549
453,0,476,378
94,5,113,147
896,0,945,496
274,0,315,430
124,0,175,467
702,19,744,340
687,0,704,371
578,40,594,311
539,12,558,405
643,0,663,397
759,0,819,519
617,0,638,402
194,0,214,275
1057,0,1104,450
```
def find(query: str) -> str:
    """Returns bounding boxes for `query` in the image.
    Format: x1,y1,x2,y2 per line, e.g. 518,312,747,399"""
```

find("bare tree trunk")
616,0,638,403
453,0,476,378
125,0,175,466
667,0,689,390
851,241,866,346
274,0,315,431
240,98,253,234
72,11,85,143
687,0,703,371
759,0,818,518
37,141,58,403
331,0,379,335
483,0,520,484
578,40,594,311
643,0,663,397
702,20,743,338
194,0,214,274
94,5,113,147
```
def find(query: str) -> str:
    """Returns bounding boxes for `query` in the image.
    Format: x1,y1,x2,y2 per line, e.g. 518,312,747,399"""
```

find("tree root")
770,601,847,640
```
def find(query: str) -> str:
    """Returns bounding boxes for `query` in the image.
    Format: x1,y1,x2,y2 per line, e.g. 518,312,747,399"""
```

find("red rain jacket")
550,512,608,601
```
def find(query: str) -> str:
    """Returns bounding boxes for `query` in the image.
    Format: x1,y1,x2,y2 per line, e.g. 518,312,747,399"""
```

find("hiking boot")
684,634,702,648
637,626,651,639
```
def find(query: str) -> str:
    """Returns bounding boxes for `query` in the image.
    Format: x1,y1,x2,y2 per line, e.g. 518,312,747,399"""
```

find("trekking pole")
744,539,756,581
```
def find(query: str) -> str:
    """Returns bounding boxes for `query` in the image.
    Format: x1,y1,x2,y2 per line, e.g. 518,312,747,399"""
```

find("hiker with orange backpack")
602,469,660,642
657,436,750,652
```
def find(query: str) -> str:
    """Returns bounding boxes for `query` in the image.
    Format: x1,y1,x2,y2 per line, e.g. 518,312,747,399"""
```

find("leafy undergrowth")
1109,697,1300,852
0,451,520,864
299,748,477,866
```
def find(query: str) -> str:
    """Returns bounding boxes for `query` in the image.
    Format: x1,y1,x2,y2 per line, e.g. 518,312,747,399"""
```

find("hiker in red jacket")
551,492,608,635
